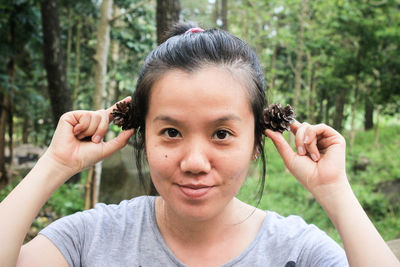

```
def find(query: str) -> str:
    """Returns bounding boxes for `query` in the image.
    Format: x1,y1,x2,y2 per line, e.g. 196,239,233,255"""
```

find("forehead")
147,66,253,120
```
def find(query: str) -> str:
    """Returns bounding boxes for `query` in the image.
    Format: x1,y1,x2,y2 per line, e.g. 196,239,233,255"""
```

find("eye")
162,128,181,138
212,130,231,140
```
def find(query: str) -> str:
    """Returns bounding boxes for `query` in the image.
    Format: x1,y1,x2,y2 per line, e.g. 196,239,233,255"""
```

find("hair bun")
164,22,200,40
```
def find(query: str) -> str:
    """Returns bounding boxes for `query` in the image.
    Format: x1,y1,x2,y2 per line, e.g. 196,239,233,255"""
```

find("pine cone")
111,101,135,130
263,104,296,133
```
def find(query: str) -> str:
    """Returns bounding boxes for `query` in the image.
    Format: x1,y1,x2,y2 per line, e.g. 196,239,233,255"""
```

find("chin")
174,200,223,221
164,190,233,222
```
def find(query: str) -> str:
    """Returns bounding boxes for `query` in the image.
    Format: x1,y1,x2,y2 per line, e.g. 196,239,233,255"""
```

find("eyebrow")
153,114,242,124
153,115,180,124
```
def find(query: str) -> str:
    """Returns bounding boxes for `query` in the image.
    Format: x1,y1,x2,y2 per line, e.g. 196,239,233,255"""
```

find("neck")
155,197,250,246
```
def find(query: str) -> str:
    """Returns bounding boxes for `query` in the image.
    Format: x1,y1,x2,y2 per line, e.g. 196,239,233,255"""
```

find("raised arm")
0,99,133,267
265,121,400,267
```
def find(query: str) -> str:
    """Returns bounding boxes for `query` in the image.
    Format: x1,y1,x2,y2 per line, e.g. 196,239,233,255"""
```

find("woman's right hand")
43,97,134,180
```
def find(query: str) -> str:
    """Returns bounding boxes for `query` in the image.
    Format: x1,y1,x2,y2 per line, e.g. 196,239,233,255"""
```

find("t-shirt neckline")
147,196,268,267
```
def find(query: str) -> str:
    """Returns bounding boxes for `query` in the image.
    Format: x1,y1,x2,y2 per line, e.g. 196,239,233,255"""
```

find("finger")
288,120,302,135
314,124,346,150
77,112,102,139
317,136,339,151
92,110,110,143
294,123,309,156
101,129,134,159
304,126,320,161
265,129,297,169
106,96,132,121
73,113,92,135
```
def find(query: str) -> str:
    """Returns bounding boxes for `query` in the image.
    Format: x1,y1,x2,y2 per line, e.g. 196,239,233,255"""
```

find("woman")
1,23,399,267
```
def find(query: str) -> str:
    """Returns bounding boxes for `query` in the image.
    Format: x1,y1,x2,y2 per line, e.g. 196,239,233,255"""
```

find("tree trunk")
0,94,8,187
41,0,72,126
0,8,18,187
108,5,121,108
317,93,324,123
106,5,121,142
267,45,278,104
22,114,29,144
86,0,113,209
66,7,72,74
350,69,360,149
333,88,346,131
374,105,381,145
325,96,331,125
93,0,112,111
156,0,181,45
293,0,308,116
212,0,220,27
364,94,374,130
6,58,14,185
72,16,82,109
306,50,312,121
221,0,228,31
310,62,318,124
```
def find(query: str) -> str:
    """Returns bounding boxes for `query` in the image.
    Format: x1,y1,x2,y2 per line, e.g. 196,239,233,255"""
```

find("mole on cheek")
164,154,168,158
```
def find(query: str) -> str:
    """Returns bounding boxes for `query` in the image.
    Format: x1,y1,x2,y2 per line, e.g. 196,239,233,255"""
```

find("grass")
237,125,400,244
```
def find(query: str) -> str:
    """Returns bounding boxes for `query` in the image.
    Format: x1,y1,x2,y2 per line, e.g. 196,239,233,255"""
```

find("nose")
180,139,211,175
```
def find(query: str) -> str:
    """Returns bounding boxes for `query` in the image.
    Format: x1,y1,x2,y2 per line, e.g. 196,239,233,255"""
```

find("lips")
177,184,214,199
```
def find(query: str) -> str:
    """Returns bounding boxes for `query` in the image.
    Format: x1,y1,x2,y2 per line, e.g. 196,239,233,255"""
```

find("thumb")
101,129,134,159
265,129,296,169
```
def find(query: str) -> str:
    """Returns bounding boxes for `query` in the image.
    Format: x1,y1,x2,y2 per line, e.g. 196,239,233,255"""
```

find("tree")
41,0,72,126
85,0,113,209
220,0,228,31
0,1,40,186
293,0,308,119
156,0,181,44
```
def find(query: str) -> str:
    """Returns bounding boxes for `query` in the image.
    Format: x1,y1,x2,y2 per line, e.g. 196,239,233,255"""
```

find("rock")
387,239,400,260
377,178,400,206
6,144,47,170
99,145,150,204
352,156,370,173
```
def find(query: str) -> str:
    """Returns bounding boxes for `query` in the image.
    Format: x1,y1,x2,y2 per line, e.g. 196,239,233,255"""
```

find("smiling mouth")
177,184,214,199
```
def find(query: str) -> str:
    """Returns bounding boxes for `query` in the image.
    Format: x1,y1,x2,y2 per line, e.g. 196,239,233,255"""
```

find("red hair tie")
185,27,205,34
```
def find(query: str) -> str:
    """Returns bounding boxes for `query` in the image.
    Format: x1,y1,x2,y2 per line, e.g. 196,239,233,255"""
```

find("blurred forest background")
0,0,399,245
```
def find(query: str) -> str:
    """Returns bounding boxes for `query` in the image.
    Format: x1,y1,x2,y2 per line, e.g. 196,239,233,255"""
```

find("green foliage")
43,181,85,217
0,170,86,241
109,0,156,95
0,171,86,218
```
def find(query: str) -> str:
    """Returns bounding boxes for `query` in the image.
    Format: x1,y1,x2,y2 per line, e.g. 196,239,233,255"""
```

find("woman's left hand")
265,121,348,198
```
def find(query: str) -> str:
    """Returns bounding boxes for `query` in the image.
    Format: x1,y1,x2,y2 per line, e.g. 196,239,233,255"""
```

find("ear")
252,145,260,161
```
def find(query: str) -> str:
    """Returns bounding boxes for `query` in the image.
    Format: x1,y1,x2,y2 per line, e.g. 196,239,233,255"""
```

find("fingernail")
304,136,309,144
298,146,304,155
93,136,101,143
311,153,318,161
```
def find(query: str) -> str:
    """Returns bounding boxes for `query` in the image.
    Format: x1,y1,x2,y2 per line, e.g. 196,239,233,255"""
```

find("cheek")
146,142,179,182
221,137,254,186
215,146,252,184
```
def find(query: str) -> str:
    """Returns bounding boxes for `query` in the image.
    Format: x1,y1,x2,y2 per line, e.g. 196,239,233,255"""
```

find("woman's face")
145,66,255,221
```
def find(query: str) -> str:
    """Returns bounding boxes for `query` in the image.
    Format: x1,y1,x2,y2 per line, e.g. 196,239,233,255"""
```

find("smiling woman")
146,67,255,222
1,22,399,267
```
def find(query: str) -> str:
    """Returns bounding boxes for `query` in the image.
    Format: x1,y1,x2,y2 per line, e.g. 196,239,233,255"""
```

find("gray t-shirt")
39,196,348,267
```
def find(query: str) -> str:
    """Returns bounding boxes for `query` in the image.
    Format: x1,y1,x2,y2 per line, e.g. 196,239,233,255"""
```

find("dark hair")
131,22,267,201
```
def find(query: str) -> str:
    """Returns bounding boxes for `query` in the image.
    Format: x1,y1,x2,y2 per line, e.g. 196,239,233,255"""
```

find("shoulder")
46,195,155,232
257,211,348,266
262,210,340,248
37,196,156,267
89,195,154,220
263,210,316,237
